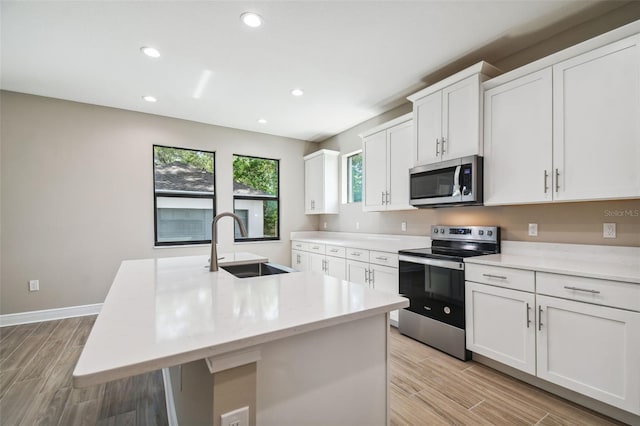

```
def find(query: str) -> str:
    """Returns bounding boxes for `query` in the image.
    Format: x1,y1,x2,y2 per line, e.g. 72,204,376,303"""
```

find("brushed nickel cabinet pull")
386,191,390,204
526,303,531,328
435,138,440,156
555,168,560,192
351,252,361,256
564,286,600,294
375,256,388,261
482,273,507,280
538,305,543,331
544,170,549,193
441,137,446,154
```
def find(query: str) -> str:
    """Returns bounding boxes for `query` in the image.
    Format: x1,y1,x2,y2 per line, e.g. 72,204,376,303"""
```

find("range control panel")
431,225,499,243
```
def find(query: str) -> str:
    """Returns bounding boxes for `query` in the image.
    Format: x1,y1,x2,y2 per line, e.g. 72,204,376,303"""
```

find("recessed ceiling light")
240,12,263,28
140,46,160,58
257,118,267,124
290,88,304,97
142,95,157,103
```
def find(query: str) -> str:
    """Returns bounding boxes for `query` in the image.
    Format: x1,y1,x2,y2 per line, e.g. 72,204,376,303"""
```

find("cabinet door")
483,68,553,205
466,282,536,375
346,260,369,287
386,120,415,211
325,256,346,281
309,253,326,275
370,264,399,323
291,249,309,272
362,130,388,212
537,295,640,414
553,35,640,201
413,91,442,165
304,155,324,213
442,74,482,160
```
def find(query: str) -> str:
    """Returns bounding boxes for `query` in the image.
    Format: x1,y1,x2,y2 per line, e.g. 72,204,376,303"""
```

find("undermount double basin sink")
221,262,296,279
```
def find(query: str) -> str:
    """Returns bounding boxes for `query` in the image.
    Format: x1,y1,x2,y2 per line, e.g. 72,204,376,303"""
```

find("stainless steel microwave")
409,155,483,207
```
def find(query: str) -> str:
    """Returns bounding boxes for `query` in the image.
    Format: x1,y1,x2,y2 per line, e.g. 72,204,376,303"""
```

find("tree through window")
232,155,279,241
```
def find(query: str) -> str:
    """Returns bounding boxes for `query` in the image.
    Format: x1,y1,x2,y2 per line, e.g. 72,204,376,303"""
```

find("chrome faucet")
209,212,248,272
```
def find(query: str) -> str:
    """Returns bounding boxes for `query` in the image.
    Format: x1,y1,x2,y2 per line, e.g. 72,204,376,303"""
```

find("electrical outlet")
603,223,616,239
528,223,538,237
401,222,407,232
323,222,327,229
221,406,249,426
356,222,360,230
29,279,40,292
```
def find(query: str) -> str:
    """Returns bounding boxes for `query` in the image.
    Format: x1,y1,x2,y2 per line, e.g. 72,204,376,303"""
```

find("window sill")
234,239,281,245
154,243,211,249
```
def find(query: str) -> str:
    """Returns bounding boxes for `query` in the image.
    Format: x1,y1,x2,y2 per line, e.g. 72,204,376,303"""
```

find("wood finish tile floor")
0,316,627,425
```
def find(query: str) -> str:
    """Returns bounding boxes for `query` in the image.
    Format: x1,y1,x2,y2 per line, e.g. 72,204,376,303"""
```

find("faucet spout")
210,212,248,272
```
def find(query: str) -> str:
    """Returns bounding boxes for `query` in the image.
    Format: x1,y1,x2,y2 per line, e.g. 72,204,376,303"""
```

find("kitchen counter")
465,251,640,284
290,231,430,252
73,254,408,387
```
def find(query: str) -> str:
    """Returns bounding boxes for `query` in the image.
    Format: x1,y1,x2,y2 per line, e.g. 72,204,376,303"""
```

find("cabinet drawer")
326,245,346,258
466,263,535,292
369,251,398,268
291,241,309,251
537,272,640,312
308,243,326,254
346,248,370,262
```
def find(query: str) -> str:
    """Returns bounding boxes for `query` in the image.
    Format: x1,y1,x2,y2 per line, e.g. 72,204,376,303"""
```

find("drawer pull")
482,273,507,280
351,252,361,256
563,286,600,294
330,249,339,253
375,256,388,261
526,303,531,328
312,246,320,250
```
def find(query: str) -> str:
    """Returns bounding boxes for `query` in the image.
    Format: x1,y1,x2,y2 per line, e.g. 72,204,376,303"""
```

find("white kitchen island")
73,254,408,426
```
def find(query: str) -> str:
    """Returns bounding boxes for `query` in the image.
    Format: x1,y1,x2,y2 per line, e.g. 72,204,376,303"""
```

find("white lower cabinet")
465,263,640,415
536,294,640,414
466,282,536,375
308,252,346,280
346,259,399,323
291,249,309,272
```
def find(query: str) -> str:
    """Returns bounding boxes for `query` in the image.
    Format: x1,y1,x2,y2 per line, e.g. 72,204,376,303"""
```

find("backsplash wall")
319,199,640,247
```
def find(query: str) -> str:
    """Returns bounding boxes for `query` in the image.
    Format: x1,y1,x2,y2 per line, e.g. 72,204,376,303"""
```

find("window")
232,155,279,241
342,150,362,203
153,145,215,245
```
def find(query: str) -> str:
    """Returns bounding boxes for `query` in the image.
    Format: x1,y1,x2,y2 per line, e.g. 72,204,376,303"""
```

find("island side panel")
256,314,389,425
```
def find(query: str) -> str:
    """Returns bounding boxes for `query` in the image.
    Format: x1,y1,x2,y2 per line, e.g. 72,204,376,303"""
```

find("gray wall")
317,4,640,247
0,92,316,315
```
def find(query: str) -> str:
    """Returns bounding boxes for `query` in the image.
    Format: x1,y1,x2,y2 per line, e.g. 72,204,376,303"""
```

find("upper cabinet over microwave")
407,61,501,167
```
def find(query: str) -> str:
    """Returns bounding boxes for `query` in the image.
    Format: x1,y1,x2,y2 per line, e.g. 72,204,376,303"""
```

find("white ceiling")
0,1,620,142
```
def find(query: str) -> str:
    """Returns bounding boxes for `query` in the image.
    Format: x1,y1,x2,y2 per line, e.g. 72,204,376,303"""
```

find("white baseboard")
0,303,103,327
162,367,178,426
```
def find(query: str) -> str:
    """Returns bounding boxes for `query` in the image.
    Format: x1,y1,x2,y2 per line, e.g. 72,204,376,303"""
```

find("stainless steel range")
398,225,500,360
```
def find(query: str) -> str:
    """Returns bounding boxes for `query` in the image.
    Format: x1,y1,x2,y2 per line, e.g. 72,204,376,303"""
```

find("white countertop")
290,231,430,253
465,253,640,284
73,254,408,387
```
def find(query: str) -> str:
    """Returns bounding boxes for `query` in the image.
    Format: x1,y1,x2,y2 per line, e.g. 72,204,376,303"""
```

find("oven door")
398,255,466,329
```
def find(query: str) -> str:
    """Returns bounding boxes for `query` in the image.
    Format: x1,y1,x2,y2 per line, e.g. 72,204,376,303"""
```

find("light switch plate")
528,223,538,237
29,279,39,292
603,223,616,239
401,222,407,232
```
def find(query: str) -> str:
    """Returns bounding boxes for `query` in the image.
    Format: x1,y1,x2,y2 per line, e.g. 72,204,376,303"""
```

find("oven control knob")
433,228,438,234
440,228,445,234
487,230,493,237
478,230,484,236
444,306,451,315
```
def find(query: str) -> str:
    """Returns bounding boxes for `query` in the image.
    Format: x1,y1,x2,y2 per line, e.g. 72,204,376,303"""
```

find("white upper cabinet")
304,149,339,214
552,35,640,201
484,68,553,205
361,114,415,212
484,30,640,205
407,62,501,166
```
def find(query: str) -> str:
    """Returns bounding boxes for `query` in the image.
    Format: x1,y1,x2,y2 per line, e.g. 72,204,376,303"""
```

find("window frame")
153,144,216,247
341,149,363,204
232,154,280,243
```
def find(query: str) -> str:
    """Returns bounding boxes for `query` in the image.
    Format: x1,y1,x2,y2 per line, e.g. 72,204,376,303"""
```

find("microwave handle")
452,165,461,196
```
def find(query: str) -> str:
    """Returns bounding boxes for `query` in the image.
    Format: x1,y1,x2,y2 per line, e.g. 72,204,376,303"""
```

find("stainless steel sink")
220,262,296,279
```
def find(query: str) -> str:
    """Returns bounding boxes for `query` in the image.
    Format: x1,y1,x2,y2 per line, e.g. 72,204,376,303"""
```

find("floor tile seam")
534,412,551,425
468,396,544,425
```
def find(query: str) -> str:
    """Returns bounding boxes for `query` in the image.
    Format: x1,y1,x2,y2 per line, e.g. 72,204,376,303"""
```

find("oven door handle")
399,255,464,271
